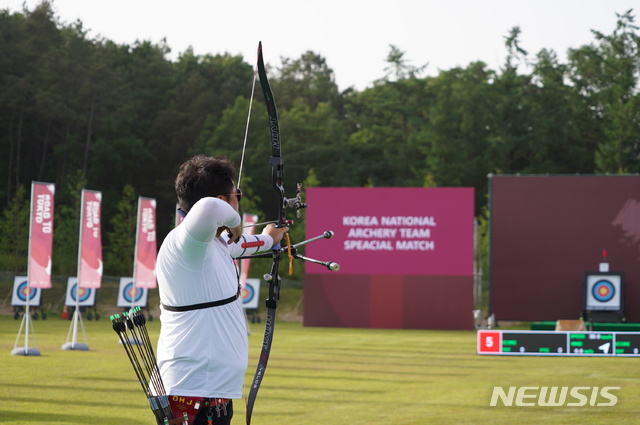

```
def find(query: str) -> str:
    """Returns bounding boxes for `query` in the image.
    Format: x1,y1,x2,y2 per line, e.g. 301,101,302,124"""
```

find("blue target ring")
123,282,143,303
592,280,615,302
242,284,255,304
16,281,37,302
71,284,92,302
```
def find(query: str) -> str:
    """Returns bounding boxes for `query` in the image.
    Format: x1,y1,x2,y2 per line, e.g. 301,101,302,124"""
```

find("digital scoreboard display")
477,330,640,356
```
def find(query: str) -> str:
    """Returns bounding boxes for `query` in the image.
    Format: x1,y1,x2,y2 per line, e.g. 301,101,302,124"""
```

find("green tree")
382,44,428,82
151,52,253,166
345,74,429,186
279,101,350,187
527,49,597,173
52,171,86,275
486,26,597,178
421,62,497,207
342,45,432,187
568,10,640,173
36,21,93,184
194,96,268,219
1,2,62,202
104,184,137,276
272,51,342,112
0,185,30,272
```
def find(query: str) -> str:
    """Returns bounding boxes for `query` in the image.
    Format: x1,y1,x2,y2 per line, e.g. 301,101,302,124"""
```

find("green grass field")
1,313,639,425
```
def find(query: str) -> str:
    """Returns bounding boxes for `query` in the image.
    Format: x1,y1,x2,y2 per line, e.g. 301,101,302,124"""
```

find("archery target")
242,278,260,309
592,280,615,302
585,274,622,311
65,277,97,306
117,277,149,308
11,276,43,306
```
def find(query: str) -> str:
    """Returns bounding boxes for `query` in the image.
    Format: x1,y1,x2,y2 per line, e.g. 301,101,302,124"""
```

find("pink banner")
28,182,55,289
305,187,475,276
175,203,184,227
238,213,258,288
78,190,103,288
134,197,157,288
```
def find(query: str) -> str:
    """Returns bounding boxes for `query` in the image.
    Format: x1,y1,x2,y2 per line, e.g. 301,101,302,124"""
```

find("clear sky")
2,0,638,91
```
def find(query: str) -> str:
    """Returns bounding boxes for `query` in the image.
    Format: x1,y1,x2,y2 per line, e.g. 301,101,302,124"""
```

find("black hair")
175,154,236,213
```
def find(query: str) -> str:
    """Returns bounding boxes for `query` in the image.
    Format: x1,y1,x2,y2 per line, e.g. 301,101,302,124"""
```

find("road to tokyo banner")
305,187,474,276
237,213,258,288
134,197,157,288
28,182,55,289
78,189,102,288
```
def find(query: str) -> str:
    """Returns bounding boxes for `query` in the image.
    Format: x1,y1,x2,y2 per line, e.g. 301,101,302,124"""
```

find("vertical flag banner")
238,214,259,309
175,202,184,227
78,190,103,289
28,182,55,289
134,197,157,288
239,213,258,288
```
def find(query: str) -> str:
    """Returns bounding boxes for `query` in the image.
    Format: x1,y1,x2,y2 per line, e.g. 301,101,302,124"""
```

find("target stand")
583,272,625,323
11,276,43,356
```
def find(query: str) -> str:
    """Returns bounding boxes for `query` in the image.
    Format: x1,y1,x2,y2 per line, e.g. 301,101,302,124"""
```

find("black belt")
162,285,241,312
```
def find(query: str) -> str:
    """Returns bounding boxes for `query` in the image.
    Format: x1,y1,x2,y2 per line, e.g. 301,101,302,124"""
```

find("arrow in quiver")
111,307,175,424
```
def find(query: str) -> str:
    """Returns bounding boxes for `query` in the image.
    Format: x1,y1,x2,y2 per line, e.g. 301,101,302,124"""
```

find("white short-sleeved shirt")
155,197,273,399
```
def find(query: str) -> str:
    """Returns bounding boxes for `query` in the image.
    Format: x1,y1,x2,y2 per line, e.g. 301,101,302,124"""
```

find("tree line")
1,2,639,278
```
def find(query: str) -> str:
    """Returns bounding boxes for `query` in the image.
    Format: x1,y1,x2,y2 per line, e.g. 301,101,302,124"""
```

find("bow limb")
256,42,285,229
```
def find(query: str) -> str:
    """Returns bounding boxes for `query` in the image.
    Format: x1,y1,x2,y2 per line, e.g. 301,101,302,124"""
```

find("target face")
17,281,37,301
242,285,255,303
117,277,149,307
11,276,43,306
123,282,144,303
592,280,615,302
242,278,260,309
65,277,96,306
585,274,622,311
72,285,92,302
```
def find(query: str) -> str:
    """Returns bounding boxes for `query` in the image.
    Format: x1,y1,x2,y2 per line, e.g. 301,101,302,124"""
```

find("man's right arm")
183,197,241,243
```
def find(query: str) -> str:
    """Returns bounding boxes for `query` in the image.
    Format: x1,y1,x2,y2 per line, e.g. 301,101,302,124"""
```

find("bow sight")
285,183,308,218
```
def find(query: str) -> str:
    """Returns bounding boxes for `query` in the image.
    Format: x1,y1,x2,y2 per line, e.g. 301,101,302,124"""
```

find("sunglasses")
225,188,243,202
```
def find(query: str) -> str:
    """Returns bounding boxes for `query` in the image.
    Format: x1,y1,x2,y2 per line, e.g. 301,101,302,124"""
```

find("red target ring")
16,281,37,301
592,280,615,303
242,285,255,304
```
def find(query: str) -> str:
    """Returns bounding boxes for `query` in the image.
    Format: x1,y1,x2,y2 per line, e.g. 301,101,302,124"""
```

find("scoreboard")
477,330,640,356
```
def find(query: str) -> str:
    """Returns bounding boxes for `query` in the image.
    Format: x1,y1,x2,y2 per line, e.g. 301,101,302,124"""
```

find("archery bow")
244,41,282,425
243,42,340,425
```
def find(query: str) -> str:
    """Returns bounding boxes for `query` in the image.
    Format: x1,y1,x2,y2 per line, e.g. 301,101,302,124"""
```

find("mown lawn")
0,315,639,424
